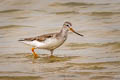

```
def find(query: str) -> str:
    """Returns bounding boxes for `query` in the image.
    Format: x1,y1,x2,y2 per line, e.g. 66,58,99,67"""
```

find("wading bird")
19,22,83,58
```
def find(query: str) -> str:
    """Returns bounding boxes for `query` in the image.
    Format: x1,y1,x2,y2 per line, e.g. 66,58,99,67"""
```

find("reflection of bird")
19,22,84,58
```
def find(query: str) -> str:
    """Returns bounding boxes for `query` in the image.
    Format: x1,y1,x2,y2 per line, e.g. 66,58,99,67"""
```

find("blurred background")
0,0,120,80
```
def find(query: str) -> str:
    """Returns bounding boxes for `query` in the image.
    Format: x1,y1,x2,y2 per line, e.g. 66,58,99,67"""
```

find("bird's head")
63,21,84,37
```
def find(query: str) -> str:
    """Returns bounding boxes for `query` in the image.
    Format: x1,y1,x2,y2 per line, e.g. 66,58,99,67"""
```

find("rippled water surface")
0,0,120,80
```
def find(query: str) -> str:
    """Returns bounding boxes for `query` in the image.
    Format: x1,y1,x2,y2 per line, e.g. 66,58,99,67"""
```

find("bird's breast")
42,38,65,49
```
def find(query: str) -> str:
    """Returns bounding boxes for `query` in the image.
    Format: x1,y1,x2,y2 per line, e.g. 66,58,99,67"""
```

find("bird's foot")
49,55,56,58
33,54,39,58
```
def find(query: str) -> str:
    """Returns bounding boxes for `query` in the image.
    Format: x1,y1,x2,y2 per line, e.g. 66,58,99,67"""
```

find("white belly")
22,38,65,50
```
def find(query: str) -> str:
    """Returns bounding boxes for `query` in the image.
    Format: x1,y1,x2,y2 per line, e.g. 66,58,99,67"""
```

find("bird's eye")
66,25,69,27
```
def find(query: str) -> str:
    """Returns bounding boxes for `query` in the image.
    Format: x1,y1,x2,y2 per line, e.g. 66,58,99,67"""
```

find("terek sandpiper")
19,22,83,58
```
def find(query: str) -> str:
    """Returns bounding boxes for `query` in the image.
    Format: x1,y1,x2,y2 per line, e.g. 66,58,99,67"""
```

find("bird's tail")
18,38,25,41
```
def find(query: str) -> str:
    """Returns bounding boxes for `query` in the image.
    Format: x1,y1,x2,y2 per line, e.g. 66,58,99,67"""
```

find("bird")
19,21,84,58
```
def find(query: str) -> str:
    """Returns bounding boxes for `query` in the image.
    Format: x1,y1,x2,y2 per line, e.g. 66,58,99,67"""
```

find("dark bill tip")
73,31,84,37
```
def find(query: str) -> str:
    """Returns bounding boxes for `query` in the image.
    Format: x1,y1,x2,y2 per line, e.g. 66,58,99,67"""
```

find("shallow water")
0,0,120,80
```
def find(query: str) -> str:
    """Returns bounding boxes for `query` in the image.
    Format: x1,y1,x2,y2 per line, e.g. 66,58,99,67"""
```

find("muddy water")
0,0,120,80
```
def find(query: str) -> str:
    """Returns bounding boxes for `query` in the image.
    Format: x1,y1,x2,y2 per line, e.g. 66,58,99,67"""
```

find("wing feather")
19,33,57,42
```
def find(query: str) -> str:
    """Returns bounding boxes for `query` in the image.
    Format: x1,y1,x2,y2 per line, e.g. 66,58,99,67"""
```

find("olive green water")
0,0,120,80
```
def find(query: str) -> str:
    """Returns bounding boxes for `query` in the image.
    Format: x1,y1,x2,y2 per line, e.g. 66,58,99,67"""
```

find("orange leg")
32,48,39,58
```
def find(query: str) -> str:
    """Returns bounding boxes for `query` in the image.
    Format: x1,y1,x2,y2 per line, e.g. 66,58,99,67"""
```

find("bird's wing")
19,33,57,42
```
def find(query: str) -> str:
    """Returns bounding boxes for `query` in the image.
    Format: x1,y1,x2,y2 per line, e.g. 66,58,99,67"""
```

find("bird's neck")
59,26,68,38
